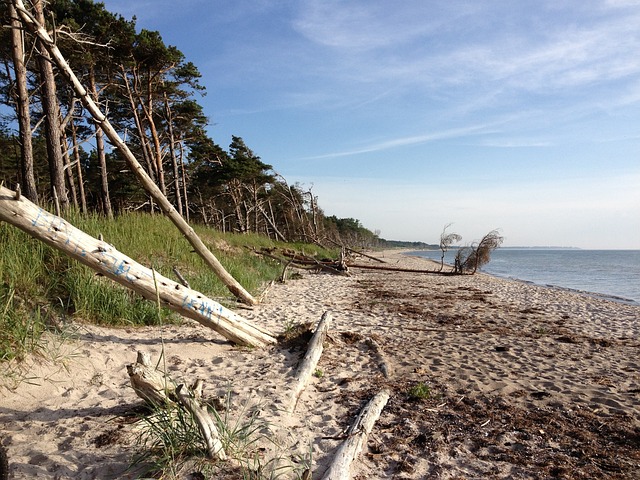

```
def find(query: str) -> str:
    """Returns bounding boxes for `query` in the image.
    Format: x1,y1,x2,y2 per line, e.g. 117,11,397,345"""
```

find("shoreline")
1,249,639,479
403,249,640,306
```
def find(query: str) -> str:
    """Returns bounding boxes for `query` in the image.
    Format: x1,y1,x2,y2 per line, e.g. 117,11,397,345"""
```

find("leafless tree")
439,223,462,272
455,229,504,274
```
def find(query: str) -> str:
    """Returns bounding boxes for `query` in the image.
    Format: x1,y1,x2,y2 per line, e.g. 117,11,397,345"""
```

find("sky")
99,0,640,249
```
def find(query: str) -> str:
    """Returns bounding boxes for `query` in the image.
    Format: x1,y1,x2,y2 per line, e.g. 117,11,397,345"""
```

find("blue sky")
100,0,640,248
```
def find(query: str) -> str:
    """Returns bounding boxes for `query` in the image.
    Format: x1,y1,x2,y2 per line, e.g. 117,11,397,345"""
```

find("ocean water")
407,249,640,304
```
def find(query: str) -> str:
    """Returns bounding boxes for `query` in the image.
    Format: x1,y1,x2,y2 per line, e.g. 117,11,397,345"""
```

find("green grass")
0,210,338,362
130,389,312,479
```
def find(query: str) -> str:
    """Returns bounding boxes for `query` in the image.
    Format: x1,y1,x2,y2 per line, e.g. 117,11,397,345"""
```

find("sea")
407,249,640,305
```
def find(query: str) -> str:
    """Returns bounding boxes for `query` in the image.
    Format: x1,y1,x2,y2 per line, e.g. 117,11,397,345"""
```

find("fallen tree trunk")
346,262,446,274
0,186,276,347
12,0,257,306
320,389,391,480
287,312,331,413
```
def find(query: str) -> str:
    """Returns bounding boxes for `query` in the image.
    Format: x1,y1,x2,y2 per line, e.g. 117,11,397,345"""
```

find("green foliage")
407,382,432,400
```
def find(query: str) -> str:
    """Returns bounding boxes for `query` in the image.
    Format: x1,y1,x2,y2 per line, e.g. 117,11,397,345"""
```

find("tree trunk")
164,93,183,216
9,3,38,204
33,0,68,212
70,120,88,214
88,69,113,218
320,390,390,480
0,185,275,347
121,66,156,183
62,137,78,209
178,139,189,222
13,0,258,305
144,74,166,195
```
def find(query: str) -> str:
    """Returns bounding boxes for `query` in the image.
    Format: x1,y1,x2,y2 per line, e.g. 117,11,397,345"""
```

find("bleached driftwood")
127,352,226,460
12,0,257,306
287,312,332,413
127,351,175,404
0,186,276,347
176,384,227,460
365,337,391,378
320,389,391,480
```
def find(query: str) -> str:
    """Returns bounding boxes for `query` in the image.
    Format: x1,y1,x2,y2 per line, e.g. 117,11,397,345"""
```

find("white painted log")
0,186,276,347
11,0,257,306
287,312,332,413
321,389,391,480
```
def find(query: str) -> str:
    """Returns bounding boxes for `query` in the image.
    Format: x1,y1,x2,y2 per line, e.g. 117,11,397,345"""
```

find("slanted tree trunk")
13,0,258,305
0,185,275,346
33,0,68,212
70,120,87,214
62,137,78,209
88,69,112,218
9,2,38,204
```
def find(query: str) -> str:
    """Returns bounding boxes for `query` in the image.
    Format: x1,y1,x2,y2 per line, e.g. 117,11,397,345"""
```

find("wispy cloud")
301,122,502,160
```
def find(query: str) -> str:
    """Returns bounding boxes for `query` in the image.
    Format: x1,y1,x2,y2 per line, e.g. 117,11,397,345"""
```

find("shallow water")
408,249,640,304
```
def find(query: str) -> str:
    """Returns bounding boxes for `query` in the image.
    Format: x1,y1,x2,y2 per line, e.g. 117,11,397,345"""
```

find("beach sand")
1,250,638,479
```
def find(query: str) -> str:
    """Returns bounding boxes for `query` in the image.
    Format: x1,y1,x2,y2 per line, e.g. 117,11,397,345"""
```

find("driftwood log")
287,312,332,413
320,389,391,480
12,0,257,306
175,385,227,460
0,186,276,348
127,352,226,460
126,351,176,404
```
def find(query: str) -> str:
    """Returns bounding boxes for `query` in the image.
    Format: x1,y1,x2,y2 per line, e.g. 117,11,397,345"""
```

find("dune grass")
0,210,336,362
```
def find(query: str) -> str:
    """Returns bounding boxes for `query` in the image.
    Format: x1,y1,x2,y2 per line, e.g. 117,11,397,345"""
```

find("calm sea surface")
407,249,640,304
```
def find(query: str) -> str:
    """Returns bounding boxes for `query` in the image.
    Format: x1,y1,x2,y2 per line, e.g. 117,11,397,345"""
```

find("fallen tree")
0,185,276,348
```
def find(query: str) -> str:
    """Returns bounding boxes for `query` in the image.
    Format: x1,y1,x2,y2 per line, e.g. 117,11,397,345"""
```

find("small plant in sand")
407,382,432,400
313,368,323,378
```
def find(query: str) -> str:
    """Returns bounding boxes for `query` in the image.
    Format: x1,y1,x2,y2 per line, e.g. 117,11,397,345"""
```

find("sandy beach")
1,249,639,479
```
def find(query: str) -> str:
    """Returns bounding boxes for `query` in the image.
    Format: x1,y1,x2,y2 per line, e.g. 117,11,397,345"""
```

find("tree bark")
0,185,275,347
320,390,390,480
9,3,38,204
33,0,68,212
12,0,258,305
